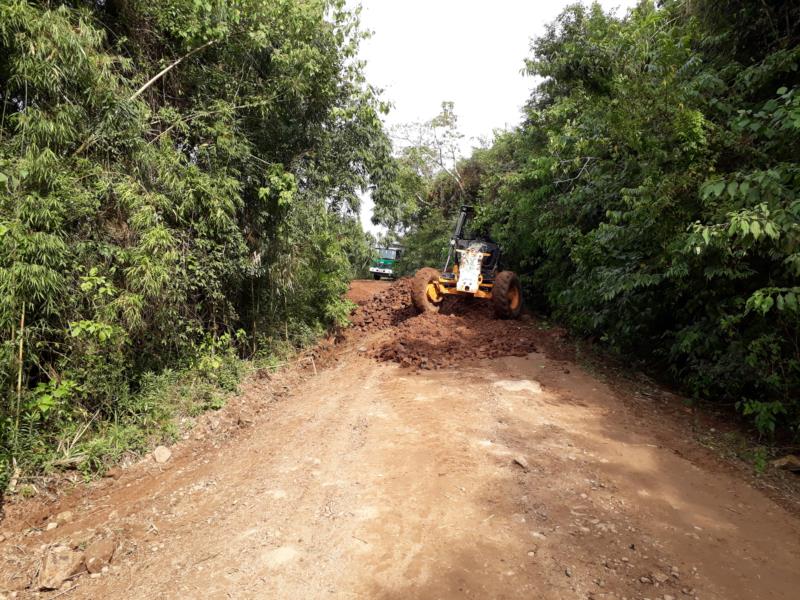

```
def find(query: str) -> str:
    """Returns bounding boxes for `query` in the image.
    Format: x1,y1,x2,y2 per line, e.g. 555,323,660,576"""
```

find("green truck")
369,246,403,280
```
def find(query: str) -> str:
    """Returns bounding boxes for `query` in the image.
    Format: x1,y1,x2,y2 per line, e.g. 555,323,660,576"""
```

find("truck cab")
369,246,403,280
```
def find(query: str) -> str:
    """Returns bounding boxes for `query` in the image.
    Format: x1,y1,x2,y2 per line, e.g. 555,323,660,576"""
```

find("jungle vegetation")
2,0,798,491
0,0,393,487
376,0,800,437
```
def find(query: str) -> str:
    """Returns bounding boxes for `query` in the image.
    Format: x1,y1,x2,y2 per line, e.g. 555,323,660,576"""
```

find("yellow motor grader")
411,205,523,318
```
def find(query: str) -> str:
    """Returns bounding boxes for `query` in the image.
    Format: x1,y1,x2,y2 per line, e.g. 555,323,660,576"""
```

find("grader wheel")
412,267,444,313
492,271,523,319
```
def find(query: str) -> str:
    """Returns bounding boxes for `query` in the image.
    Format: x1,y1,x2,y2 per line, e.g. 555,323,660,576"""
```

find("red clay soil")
2,279,800,600
349,278,419,330
345,278,392,305
349,278,538,369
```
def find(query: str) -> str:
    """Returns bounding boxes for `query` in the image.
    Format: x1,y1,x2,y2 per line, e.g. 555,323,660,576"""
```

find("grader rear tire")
412,267,444,313
492,271,523,319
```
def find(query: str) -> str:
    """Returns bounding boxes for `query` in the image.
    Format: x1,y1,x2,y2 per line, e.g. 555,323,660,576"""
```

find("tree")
473,0,800,435
0,0,395,485
374,0,800,436
373,101,468,232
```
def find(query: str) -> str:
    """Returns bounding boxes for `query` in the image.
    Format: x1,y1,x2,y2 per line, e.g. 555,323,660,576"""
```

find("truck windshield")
377,248,399,260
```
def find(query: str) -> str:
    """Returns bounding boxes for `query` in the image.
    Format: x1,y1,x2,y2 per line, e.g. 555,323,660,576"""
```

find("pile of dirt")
375,310,538,369
349,278,418,331
350,278,538,369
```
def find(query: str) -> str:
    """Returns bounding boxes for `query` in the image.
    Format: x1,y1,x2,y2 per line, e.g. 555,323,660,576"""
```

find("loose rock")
56,511,74,525
37,546,84,590
513,455,529,470
67,529,96,550
771,454,800,473
84,537,117,574
153,446,172,464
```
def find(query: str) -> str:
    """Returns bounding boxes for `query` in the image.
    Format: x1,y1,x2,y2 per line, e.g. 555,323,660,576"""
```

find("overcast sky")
354,0,640,235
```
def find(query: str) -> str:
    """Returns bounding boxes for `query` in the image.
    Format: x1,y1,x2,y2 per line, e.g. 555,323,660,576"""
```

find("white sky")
354,0,640,235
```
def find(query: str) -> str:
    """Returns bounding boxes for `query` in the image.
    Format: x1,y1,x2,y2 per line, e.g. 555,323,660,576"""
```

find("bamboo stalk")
130,39,216,102
73,40,216,157
13,303,25,451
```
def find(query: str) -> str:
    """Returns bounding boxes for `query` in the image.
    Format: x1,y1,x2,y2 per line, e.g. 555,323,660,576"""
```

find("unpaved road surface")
2,279,800,599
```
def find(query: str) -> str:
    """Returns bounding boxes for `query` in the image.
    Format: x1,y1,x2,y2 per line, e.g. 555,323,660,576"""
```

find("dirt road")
2,280,800,599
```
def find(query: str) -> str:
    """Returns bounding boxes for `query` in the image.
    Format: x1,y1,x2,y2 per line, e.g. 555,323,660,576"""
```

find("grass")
1,332,313,495
697,430,773,474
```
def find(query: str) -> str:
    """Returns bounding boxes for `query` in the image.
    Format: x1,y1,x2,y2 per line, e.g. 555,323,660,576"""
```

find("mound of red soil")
349,278,538,369
349,278,418,331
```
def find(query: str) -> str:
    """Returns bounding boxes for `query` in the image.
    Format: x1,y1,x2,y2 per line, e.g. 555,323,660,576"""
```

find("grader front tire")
412,267,444,314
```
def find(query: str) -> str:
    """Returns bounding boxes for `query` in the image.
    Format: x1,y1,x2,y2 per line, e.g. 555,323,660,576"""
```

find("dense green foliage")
0,0,393,485
379,0,800,436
